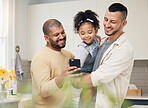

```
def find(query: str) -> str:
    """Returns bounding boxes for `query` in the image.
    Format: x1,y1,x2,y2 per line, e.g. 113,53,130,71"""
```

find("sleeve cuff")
91,71,98,86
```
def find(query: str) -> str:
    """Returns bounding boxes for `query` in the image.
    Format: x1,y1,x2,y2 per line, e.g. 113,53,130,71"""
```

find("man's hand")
55,66,82,88
80,73,93,88
72,73,94,89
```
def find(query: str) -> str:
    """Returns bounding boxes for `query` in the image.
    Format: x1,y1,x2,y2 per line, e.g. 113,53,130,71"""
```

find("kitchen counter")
0,94,32,108
131,105,148,108
126,95,148,100
1,94,148,108
122,95,148,108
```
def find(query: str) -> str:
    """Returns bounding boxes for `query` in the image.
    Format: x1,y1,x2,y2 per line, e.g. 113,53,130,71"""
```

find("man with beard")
30,19,81,108
74,3,134,108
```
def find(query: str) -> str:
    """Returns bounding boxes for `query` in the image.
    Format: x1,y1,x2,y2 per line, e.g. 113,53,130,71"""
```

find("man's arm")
74,46,134,88
32,57,82,97
72,73,94,88
80,73,94,88
55,66,81,88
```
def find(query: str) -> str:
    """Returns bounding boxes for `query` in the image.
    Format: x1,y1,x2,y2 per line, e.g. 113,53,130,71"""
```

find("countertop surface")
0,94,32,104
126,95,148,100
124,94,148,107
131,105,148,108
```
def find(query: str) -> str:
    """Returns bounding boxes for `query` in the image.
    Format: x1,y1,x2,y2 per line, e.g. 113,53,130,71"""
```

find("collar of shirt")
113,33,127,46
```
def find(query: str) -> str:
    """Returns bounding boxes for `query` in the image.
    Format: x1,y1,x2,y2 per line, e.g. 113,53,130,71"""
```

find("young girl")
73,10,100,108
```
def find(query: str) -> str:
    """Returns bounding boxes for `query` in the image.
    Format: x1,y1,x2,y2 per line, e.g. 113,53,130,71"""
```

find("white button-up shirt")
91,33,134,108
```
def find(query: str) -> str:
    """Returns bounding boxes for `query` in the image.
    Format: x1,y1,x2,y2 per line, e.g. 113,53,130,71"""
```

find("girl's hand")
95,35,101,40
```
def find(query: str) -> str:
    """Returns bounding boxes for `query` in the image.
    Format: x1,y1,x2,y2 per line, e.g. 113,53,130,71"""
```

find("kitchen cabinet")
28,1,74,61
28,0,148,60
28,3,52,60
121,0,148,60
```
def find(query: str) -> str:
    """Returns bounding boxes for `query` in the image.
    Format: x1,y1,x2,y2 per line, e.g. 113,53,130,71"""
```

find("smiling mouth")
106,27,112,32
84,39,90,43
57,39,65,44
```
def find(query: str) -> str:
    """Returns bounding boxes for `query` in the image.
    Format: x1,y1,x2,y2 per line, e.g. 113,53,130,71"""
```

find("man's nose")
59,34,65,39
105,21,111,28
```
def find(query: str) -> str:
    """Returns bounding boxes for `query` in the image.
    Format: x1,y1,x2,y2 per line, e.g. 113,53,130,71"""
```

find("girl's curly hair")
74,10,100,33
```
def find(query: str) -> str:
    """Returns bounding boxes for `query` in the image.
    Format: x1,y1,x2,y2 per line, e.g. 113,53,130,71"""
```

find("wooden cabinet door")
28,4,52,60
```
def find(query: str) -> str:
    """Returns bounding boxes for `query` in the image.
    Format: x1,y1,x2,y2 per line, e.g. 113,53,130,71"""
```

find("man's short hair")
109,3,128,21
43,19,62,36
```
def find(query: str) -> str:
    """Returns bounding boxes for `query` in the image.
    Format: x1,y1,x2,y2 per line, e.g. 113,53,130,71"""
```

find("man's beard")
49,38,66,50
105,25,121,36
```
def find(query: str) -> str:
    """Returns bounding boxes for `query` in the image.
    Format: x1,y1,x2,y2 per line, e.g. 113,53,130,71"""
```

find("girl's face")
78,22,98,45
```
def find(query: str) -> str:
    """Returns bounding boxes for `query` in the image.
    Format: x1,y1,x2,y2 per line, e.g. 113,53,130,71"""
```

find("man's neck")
107,31,124,42
46,45,61,51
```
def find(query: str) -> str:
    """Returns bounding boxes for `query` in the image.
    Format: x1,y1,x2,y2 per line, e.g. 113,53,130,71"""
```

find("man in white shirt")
76,3,134,108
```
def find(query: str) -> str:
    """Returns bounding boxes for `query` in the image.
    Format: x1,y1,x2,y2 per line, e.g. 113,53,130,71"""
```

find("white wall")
15,0,29,59
15,0,53,60
15,0,76,60
16,0,148,60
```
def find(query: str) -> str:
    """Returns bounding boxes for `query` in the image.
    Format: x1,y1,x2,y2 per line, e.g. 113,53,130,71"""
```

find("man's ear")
44,35,49,41
122,20,127,27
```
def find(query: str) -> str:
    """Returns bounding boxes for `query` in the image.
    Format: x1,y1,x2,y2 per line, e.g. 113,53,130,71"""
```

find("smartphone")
69,59,81,68
69,59,81,74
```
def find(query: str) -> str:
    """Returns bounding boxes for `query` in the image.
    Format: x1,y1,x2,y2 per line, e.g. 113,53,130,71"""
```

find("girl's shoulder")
78,42,87,47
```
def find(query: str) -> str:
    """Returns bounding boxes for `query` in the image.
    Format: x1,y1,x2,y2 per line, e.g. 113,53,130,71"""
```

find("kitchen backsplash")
16,60,32,94
130,60,148,95
17,60,148,95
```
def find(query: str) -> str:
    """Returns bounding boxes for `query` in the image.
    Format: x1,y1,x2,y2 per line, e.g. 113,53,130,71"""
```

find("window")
0,0,15,69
